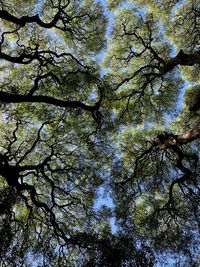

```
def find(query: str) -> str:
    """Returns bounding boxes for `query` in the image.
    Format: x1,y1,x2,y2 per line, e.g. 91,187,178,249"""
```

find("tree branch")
0,9,60,28
177,124,200,144
0,90,99,112
160,50,200,75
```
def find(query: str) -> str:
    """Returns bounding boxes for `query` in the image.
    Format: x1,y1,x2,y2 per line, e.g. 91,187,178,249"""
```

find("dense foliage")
0,0,199,266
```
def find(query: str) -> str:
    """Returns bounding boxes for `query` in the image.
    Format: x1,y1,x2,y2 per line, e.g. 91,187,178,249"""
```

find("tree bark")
177,124,200,144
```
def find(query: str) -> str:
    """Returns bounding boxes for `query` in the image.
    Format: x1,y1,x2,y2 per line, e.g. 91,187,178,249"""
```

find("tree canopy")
0,0,199,266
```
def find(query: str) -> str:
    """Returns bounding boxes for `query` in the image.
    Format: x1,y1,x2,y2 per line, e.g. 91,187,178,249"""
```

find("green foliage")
0,0,199,266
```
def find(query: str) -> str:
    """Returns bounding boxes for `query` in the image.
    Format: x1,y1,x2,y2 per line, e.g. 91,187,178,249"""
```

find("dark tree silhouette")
0,0,199,266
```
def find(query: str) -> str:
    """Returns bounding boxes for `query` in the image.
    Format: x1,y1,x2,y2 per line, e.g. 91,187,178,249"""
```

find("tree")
104,0,200,265
0,0,199,266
